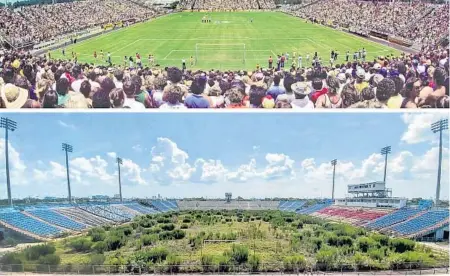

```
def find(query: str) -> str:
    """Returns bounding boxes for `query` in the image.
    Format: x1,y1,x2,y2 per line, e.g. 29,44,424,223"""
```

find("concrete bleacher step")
117,204,142,216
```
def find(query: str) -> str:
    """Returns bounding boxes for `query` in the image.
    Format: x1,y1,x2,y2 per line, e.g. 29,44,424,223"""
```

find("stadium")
0,113,448,274
0,0,448,108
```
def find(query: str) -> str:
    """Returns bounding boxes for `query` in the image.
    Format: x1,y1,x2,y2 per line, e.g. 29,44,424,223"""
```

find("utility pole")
431,119,448,204
117,157,123,202
330,159,337,200
62,143,73,203
380,146,391,184
0,117,17,207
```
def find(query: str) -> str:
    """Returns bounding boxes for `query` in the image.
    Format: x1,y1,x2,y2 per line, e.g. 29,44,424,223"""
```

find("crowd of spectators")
0,48,447,109
0,0,163,47
286,0,449,51
181,0,275,10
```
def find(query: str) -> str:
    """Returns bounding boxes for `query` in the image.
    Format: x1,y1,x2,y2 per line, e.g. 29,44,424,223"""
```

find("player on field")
298,55,302,68
94,51,97,61
268,56,273,69
100,50,104,61
190,56,194,66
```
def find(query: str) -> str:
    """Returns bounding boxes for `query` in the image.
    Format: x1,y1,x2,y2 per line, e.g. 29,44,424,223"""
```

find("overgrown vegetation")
2,210,447,273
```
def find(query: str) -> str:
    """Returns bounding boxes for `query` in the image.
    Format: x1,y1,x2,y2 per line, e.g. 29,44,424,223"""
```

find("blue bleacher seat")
365,208,422,230
29,209,86,231
0,211,62,237
390,210,449,236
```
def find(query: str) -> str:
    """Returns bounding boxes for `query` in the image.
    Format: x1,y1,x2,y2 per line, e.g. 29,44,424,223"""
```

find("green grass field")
51,11,401,70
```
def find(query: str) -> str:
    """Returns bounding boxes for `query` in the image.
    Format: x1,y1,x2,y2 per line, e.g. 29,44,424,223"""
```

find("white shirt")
291,98,314,109
71,78,86,93
123,98,145,109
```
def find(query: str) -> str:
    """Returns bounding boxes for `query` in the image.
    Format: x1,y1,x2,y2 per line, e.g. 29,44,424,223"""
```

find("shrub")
141,234,158,246
1,252,22,265
161,223,175,231
173,229,186,239
156,217,171,223
389,238,415,253
371,234,389,246
147,247,170,263
69,238,93,252
180,224,189,229
316,248,339,269
117,226,133,236
88,227,106,242
92,241,107,254
24,244,56,260
90,254,106,265
166,255,181,272
159,231,174,240
182,217,191,223
201,254,214,271
216,255,231,272
248,254,260,272
337,236,353,247
38,254,61,266
105,235,125,251
283,254,306,271
229,244,248,264
357,237,376,253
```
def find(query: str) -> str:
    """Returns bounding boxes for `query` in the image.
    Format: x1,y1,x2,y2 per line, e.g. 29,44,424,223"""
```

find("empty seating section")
176,200,280,210
278,200,305,212
365,208,422,230
124,203,160,214
151,200,179,212
389,209,449,236
0,211,62,237
28,209,87,231
78,205,127,222
314,206,391,225
100,204,135,219
297,201,333,215
56,207,111,226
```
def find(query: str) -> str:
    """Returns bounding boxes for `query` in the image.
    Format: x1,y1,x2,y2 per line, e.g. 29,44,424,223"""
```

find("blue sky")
0,112,448,200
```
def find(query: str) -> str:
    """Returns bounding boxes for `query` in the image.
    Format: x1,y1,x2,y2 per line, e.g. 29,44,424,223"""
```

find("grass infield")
50,11,401,70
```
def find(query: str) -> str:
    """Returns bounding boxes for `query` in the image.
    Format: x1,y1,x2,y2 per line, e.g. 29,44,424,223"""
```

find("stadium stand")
56,207,112,226
26,208,87,231
77,204,130,223
124,202,160,214
150,200,179,212
278,200,306,212
0,210,63,238
296,200,333,215
365,207,423,230
177,200,280,210
313,206,392,225
385,209,449,238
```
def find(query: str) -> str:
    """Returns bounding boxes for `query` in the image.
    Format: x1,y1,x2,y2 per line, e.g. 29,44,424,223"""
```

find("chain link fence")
0,262,448,275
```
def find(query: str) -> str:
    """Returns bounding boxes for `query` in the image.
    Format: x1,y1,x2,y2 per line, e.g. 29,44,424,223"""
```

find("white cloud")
122,158,147,186
107,152,117,159
191,159,228,183
132,145,145,152
261,153,295,180
70,156,114,182
227,159,257,182
401,113,447,144
57,120,76,130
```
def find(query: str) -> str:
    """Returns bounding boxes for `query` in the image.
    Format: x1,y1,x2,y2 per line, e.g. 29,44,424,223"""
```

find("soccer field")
50,12,401,70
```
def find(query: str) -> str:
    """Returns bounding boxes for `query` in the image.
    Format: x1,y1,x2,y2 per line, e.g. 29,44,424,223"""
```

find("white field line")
163,50,174,60
110,39,141,55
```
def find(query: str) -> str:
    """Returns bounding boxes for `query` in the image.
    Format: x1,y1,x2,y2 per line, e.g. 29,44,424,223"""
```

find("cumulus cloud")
401,113,447,144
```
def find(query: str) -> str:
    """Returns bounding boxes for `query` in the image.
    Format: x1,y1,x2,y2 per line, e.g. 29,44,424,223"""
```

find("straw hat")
3,85,28,109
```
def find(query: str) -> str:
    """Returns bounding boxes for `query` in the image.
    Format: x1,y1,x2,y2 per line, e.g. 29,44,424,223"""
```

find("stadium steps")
21,211,74,233
0,217,51,241
56,207,112,226
78,205,126,223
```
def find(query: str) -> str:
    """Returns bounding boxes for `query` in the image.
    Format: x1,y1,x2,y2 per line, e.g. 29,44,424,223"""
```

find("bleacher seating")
297,201,333,215
77,204,128,223
365,208,423,230
278,200,306,212
124,203,160,214
151,200,180,212
177,200,280,210
28,209,87,231
388,209,449,237
0,211,62,237
56,207,111,226
314,206,391,225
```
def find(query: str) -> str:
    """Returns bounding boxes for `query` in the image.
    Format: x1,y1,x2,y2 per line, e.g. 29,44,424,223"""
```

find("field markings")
110,39,142,55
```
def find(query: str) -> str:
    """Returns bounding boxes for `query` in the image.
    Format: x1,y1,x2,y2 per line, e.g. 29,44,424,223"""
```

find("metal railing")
0,262,448,274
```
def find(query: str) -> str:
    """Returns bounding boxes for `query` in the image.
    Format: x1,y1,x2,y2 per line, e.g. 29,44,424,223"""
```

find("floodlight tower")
62,143,73,203
330,159,337,200
117,157,123,202
0,117,17,206
431,119,448,204
380,146,391,184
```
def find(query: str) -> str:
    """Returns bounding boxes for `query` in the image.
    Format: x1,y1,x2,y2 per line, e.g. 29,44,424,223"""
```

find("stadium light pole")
62,143,73,203
331,159,337,200
431,119,448,204
0,117,17,207
117,157,123,202
380,146,391,184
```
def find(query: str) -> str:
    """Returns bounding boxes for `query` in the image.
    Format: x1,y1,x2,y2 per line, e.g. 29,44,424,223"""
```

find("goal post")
194,43,246,65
